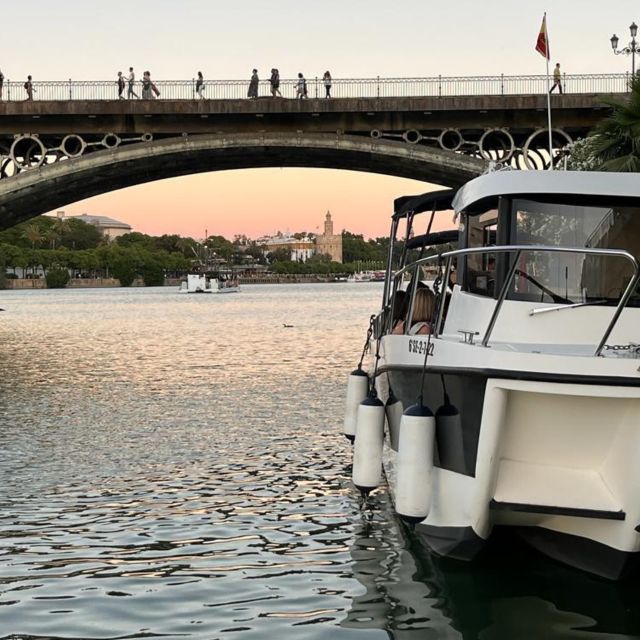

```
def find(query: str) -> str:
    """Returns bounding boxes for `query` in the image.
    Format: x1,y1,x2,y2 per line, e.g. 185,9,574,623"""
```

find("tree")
267,247,291,263
140,258,165,286
24,223,43,249
112,256,137,286
45,267,70,288
582,77,640,172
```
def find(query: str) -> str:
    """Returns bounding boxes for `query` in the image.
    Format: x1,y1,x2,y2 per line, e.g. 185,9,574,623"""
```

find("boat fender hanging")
435,397,465,471
385,390,403,452
343,367,369,442
352,395,385,495
395,403,436,525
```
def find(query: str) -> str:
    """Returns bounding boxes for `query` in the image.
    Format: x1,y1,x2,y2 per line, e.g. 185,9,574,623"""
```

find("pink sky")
53,169,451,241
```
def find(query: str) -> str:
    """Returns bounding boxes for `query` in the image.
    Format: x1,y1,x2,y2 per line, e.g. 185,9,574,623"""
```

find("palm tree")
23,223,43,249
588,76,640,172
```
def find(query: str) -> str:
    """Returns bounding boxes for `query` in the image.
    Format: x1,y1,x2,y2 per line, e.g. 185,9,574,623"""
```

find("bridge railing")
0,73,631,101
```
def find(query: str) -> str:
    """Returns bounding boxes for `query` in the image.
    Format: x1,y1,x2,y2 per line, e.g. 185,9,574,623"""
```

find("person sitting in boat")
390,289,406,332
392,287,435,335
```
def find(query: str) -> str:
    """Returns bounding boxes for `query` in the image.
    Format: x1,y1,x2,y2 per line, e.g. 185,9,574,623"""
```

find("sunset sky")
2,0,638,240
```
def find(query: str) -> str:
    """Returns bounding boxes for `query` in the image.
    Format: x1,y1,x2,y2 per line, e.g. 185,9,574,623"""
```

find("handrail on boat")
383,244,640,357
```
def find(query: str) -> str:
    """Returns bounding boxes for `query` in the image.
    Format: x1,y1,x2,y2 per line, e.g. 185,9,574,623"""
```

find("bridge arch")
0,132,486,230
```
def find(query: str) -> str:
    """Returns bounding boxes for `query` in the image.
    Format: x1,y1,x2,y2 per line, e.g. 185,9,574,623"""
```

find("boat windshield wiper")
529,300,607,316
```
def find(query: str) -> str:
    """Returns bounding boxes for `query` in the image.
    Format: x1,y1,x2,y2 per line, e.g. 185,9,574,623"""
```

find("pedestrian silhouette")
248,69,259,98
24,75,34,100
549,63,563,94
117,71,125,99
127,67,138,99
195,71,204,99
296,72,307,99
323,71,332,98
270,68,282,97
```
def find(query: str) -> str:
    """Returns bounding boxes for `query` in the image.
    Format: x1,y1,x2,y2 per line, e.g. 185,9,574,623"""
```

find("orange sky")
52,169,452,240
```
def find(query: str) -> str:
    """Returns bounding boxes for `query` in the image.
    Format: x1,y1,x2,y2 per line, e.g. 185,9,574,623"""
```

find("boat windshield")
511,198,640,305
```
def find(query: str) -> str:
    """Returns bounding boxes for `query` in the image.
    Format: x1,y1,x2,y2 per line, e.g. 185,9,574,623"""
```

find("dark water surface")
1,284,640,640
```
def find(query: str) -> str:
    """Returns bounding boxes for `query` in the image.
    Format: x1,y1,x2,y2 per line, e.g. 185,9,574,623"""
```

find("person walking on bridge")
323,71,332,98
247,69,259,98
549,62,563,94
0,69,4,100
117,71,125,99
195,71,204,99
270,69,282,97
24,75,34,100
127,67,138,99
296,72,307,99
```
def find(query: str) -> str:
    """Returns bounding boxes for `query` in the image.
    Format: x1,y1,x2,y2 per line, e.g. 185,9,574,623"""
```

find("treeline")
0,215,393,285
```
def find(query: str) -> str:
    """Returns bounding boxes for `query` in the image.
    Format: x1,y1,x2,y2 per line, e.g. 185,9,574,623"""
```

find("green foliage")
140,259,165,286
45,267,70,289
112,256,137,287
574,77,640,172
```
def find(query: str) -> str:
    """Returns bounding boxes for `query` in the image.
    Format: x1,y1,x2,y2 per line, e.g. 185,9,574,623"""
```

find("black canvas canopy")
393,189,456,220
405,229,459,250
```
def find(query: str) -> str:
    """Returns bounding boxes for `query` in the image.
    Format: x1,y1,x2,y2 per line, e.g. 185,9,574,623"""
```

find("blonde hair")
411,287,435,324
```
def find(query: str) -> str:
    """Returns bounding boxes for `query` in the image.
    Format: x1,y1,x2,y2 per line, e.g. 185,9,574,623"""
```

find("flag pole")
544,13,553,170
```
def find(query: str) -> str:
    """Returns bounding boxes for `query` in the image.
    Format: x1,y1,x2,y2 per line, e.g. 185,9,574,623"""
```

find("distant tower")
315,210,343,263
324,211,333,236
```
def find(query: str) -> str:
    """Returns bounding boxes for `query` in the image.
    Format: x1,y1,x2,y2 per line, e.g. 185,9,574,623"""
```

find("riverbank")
3,274,355,289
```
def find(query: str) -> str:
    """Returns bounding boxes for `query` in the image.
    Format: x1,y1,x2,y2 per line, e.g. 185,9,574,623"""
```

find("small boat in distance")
348,270,386,283
178,273,240,294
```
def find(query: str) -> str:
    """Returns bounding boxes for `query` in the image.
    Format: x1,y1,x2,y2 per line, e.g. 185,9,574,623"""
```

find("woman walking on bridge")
247,69,259,98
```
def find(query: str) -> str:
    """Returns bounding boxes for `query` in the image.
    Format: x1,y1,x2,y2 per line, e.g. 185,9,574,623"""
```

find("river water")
1,284,640,640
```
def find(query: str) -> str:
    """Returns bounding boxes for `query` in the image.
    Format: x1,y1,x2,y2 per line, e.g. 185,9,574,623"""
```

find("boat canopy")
393,189,456,220
452,170,640,215
405,229,458,250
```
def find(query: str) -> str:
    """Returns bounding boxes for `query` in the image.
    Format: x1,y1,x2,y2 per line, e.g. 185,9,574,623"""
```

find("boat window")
512,198,640,305
464,210,498,297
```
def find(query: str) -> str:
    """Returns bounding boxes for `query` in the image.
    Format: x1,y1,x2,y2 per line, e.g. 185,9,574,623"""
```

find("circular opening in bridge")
370,129,382,139
438,129,463,152
478,128,515,162
10,135,47,170
141,133,153,143
102,133,121,149
61,134,86,158
523,128,573,170
402,129,422,144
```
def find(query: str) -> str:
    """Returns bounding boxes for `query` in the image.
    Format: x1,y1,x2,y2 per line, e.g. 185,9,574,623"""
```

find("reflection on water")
0,285,639,639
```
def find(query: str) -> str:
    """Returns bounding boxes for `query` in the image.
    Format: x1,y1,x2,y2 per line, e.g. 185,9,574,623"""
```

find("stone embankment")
4,275,351,289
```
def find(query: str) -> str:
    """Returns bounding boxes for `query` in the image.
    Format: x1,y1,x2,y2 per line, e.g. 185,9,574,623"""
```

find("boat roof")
452,170,640,214
393,189,455,220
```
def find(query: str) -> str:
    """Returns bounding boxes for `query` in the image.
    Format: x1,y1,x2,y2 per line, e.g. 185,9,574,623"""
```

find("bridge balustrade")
0,73,631,102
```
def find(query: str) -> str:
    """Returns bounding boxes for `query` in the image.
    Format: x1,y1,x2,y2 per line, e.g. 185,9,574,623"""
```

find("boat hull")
378,336,640,580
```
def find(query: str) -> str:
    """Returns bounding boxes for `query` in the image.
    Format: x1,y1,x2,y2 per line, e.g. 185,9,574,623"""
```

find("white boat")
349,170,640,580
178,273,240,294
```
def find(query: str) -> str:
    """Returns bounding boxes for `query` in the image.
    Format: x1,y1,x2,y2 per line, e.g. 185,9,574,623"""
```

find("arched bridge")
0,74,626,230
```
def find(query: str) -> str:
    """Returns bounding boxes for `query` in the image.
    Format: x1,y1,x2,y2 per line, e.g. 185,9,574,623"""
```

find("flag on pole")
535,13,550,59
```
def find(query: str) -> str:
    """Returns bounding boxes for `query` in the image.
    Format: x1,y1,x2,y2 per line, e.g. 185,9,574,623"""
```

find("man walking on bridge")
549,63,563,94
127,67,138,99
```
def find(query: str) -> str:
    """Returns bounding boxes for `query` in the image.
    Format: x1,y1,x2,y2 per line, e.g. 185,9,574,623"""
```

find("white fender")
352,396,385,492
395,403,436,524
385,392,403,452
343,368,369,441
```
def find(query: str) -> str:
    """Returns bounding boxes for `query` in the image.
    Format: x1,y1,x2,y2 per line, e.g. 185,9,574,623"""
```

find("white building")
69,213,132,239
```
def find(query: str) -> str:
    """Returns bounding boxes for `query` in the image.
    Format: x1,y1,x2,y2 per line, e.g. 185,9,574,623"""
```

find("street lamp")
610,22,640,75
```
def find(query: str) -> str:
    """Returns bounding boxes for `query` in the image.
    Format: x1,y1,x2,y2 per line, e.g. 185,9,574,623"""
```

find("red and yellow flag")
535,14,550,59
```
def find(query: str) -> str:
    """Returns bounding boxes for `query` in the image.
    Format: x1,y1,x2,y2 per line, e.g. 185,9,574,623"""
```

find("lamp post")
610,22,640,76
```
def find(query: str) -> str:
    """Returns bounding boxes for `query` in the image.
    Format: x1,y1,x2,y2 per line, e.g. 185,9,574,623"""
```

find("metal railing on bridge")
0,73,631,101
